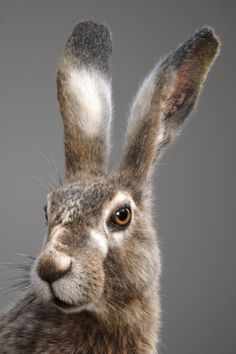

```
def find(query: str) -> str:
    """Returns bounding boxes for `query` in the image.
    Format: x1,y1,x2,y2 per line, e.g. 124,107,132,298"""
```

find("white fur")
111,231,125,246
111,191,134,206
129,69,155,128
56,253,71,271
90,229,108,256
69,68,112,136
51,225,65,239
156,126,165,145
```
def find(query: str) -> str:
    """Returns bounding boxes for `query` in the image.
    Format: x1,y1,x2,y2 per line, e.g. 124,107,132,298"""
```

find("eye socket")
44,204,48,225
110,205,132,228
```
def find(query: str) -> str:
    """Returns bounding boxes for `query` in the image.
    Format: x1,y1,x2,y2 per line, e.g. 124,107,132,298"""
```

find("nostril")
37,254,72,283
38,263,72,283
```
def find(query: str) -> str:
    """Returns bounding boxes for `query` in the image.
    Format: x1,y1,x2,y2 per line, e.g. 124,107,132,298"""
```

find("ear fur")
57,21,112,182
119,27,220,188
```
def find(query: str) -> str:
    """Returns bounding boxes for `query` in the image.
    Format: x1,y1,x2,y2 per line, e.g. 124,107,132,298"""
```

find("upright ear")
57,21,112,182
119,27,220,188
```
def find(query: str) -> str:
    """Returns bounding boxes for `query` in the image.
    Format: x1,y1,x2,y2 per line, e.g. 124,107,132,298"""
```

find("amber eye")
111,206,132,227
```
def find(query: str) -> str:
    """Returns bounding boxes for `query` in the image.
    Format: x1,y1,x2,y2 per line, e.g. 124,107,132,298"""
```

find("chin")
31,267,102,314
52,297,96,314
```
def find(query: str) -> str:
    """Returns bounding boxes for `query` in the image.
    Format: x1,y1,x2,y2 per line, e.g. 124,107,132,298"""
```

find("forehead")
47,178,130,225
51,179,113,207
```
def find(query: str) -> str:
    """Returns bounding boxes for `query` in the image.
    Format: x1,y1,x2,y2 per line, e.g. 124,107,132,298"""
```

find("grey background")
0,1,235,353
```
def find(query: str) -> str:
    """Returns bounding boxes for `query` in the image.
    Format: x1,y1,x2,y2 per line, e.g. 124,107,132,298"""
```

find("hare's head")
31,21,220,314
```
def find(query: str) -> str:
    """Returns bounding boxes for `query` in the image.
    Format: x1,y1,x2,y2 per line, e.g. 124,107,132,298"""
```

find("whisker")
51,155,63,187
12,252,35,261
0,284,31,297
36,146,63,187
27,175,54,191
0,254,34,300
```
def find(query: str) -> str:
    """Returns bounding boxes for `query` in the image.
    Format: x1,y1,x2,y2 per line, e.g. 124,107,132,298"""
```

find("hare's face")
31,177,157,313
32,21,219,314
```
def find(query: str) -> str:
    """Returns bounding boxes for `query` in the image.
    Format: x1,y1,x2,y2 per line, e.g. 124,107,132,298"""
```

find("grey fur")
0,22,220,353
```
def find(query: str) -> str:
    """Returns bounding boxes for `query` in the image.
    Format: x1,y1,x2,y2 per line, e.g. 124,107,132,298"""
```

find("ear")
57,21,112,182
119,27,220,188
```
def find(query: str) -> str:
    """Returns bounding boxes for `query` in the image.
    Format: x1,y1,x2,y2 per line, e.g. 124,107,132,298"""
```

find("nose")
37,252,72,283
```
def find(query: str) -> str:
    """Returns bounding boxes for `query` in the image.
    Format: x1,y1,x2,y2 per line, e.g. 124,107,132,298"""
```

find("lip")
53,296,76,309
49,283,76,310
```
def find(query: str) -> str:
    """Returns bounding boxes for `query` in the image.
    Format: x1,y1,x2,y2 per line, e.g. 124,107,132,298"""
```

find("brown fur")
0,21,220,353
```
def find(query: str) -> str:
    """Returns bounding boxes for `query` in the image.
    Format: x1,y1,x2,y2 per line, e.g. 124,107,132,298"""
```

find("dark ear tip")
67,20,112,55
72,20,111,40
195,26,221,52
161,26,220,70
64,20,112,73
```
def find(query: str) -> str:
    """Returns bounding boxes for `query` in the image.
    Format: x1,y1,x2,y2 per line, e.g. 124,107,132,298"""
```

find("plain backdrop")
0,1,235,353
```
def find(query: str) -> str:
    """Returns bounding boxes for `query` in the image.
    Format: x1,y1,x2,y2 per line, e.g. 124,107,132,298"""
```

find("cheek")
30,266,52,302
90,230,108,256
67,256,105,301
109,231,125,247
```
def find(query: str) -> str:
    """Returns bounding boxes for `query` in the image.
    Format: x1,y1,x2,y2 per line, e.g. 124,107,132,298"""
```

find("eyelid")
106,203,132,230
111,203,131,215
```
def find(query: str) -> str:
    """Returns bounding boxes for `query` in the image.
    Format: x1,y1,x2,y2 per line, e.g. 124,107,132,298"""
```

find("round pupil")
116,208,128,221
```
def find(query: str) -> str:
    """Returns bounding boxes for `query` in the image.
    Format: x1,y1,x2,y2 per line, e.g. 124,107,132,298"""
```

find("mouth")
53,296,76,310
49,285,94,313
49,285,77,311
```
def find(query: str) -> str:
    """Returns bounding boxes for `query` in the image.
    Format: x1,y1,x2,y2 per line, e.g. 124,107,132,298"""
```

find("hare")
0,21,220,353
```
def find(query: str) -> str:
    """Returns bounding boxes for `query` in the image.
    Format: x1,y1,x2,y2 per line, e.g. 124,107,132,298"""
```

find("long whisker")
12,252,35,261
51,155,63,187
0,254,34,300
27,175,54,191
36,146,63,187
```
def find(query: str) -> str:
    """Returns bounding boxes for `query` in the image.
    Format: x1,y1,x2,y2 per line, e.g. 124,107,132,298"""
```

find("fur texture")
0,21,220,353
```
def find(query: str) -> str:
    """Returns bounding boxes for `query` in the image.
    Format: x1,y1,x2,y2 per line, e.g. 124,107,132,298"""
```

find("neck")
2,290,159,353
70,291,159,353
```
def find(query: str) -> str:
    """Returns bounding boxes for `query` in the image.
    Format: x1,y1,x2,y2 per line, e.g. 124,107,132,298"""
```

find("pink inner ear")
164,62,192,116
168,92,187,114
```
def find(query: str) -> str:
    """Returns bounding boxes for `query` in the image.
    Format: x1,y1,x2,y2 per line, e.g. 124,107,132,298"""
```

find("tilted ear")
57,21,112,182
119,27,220,188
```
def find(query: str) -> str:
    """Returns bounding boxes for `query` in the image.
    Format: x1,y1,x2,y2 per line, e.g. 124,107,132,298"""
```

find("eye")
44,204,48,225
110,205,132,228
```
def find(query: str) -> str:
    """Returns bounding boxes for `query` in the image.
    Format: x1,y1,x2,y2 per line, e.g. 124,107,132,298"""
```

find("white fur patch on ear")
90,229,108,256
69,68,112,136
